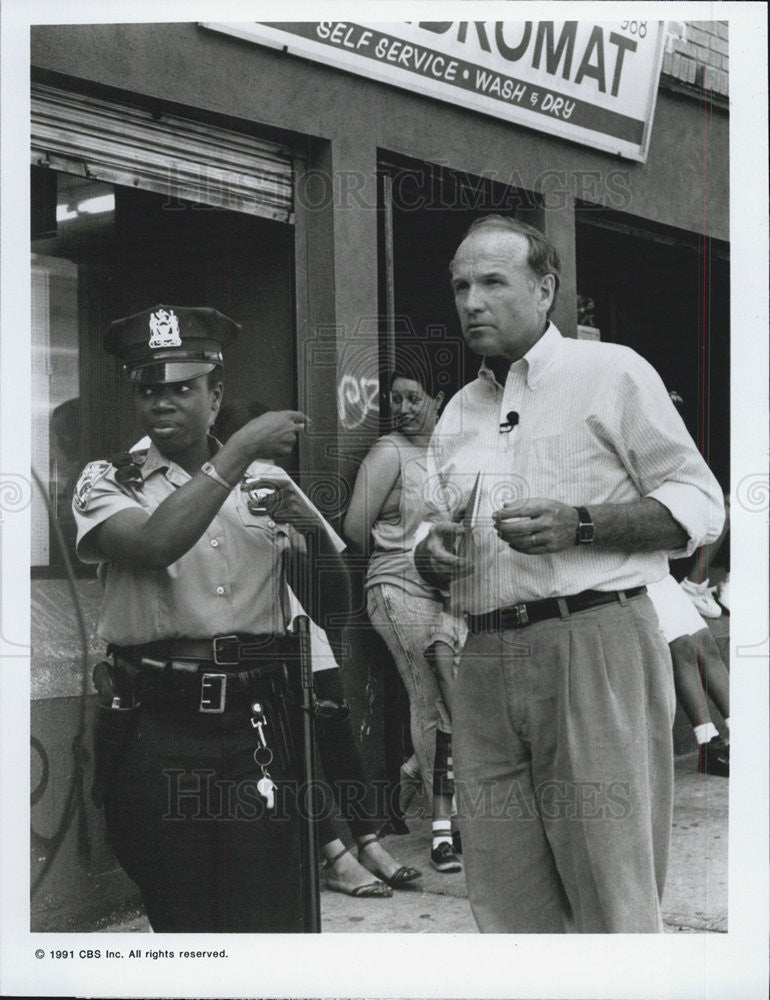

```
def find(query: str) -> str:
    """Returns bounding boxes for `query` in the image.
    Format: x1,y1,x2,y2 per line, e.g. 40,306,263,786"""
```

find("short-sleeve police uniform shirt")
72,442,295,645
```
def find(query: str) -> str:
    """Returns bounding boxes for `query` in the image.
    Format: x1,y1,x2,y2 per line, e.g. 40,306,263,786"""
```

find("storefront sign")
203,20,666,162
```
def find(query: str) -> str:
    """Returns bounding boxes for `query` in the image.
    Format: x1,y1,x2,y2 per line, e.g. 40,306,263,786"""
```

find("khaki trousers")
453,593,675,933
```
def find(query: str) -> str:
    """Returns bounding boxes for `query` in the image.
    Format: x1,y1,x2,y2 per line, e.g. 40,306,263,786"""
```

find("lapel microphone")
499,410,519,433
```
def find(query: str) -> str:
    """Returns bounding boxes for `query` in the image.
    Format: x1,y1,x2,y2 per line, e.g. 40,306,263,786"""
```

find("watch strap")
574,506,594,544
201,461,234,491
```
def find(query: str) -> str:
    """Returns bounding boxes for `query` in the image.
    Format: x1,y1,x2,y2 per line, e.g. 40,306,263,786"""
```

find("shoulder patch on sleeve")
73,461,111,512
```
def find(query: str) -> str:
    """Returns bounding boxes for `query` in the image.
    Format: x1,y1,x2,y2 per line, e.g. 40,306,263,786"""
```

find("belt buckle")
200,672,227,713
510,603,529,627
213,634,240,666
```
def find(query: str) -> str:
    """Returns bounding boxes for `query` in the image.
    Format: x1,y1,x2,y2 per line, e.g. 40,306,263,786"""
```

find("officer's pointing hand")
492,498,579,554
235,410,308,459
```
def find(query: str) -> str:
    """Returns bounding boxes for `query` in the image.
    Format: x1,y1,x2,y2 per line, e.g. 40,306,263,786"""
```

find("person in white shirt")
646,574,729,777
415,215,725,933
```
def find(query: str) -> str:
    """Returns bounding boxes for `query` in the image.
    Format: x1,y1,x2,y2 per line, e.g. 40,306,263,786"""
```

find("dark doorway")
378,156,544,418
575,211,730,492
372,156,545,812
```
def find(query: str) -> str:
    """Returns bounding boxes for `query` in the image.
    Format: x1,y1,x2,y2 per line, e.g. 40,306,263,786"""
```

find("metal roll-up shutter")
31,82,294,223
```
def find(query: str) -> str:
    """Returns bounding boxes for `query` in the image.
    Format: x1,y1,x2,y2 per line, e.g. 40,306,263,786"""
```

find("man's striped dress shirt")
421,324,725,614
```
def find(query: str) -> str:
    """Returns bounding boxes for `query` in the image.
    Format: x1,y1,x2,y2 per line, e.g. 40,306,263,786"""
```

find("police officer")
73,304,347,932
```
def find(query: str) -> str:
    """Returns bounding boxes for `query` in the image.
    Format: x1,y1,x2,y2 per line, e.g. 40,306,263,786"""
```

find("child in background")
668,390,730,618
423,607,468,868
647,574,730,776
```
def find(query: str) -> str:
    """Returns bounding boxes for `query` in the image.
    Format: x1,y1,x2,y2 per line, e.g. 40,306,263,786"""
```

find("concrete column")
543,192,578,338
294,137,380,490
293,137,389,782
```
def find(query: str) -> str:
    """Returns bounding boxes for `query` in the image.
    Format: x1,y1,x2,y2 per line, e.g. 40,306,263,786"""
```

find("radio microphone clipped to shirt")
499,411,520,433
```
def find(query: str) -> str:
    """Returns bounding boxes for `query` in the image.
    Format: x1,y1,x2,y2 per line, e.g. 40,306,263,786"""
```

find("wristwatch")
201,461,234,491
574,506,594,545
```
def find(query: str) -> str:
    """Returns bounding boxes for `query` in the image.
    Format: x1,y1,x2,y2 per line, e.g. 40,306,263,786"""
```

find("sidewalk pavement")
326,588,734,932
109,753,728,934
321,753,728,934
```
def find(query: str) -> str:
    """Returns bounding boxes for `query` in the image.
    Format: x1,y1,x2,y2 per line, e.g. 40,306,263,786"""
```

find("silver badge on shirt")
241,476,276,515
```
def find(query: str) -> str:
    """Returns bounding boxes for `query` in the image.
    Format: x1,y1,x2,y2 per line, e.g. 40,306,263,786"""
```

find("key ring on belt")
251,701,277,810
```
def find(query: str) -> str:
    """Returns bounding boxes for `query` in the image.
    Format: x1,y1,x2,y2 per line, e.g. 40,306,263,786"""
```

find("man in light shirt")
415,215,724,933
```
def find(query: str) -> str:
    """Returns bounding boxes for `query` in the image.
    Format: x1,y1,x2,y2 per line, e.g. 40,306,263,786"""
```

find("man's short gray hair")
456,214,561,317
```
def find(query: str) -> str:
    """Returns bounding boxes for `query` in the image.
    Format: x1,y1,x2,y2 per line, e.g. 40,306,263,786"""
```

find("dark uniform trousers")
103,675,307,933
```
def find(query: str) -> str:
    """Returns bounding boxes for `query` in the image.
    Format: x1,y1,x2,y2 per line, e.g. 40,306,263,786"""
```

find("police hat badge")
104,304,241,384
148,308,182,349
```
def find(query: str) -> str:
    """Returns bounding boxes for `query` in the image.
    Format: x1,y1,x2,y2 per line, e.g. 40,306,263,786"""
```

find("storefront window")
31,172,119,573
32,254,80,567
30,166,295,576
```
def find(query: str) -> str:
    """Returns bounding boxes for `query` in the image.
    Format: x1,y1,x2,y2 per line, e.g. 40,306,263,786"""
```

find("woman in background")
345,367,462,874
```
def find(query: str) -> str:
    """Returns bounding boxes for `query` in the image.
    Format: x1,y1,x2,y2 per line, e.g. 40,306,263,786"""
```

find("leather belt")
109,634,298,715
113,633,289,667
466,587,647,636
109,654,299,763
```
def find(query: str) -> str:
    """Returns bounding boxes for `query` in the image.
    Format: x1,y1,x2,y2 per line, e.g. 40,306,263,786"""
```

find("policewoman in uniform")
73,305,347,932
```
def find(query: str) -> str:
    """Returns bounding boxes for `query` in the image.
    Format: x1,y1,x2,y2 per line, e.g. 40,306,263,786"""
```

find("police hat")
104,305,241,384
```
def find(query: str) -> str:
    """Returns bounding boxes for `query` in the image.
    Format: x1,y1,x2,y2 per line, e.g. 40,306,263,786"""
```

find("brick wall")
663,21,729,97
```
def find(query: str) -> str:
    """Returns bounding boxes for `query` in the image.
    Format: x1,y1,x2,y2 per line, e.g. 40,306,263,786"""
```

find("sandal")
357,835,422,889
380,865,423,888
322,845,393,898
